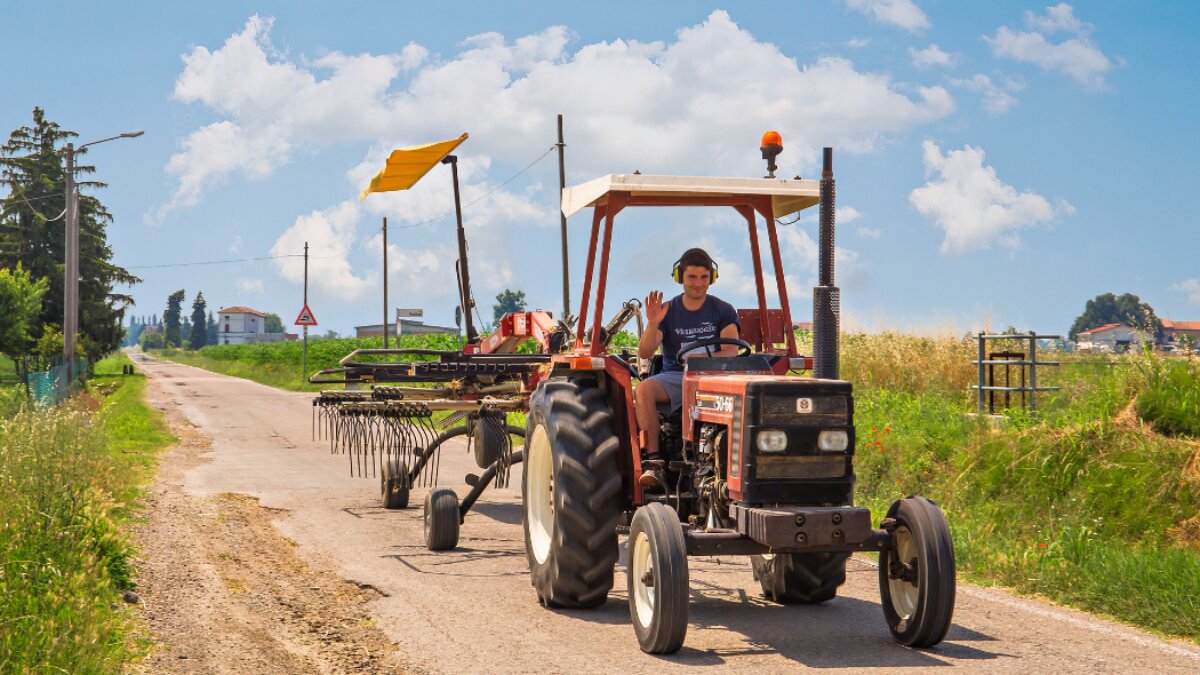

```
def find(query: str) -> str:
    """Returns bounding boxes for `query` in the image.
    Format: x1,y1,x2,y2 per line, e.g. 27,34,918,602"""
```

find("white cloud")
909,44,954,68
269,200,376,301
157,11,954,220
845,0,930,32
952,74,1024,114
909,140,1071,254
1025,3,1083,34
986,4,1115,90
266,149,543,301
837,206,863,224
847,38,872,49
228,234,242,254
235,278,264,295
1171,279,1200,305
856,226,881,240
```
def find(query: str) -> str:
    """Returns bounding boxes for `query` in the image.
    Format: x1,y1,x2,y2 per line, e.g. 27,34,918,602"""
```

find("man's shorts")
646,370,684,414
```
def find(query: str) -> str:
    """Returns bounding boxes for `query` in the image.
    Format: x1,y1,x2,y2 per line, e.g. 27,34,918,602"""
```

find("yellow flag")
359,133,469,199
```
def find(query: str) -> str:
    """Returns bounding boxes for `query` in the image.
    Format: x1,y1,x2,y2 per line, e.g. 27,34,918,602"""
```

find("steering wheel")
677,337,753,363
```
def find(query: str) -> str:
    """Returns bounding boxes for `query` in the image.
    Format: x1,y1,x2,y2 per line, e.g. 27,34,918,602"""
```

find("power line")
125,254,308,269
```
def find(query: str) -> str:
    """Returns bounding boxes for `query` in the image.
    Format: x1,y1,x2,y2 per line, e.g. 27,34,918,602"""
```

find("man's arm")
639,291,668,360
713,322,741,357
638,323,663,360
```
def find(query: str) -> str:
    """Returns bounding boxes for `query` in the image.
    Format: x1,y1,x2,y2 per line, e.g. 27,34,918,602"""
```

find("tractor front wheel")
522,377,622,608
751,551,849,604
628,502,689,654
878,496,956,647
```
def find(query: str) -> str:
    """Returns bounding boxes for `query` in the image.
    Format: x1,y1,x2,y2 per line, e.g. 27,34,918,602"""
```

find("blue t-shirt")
658,295,740,372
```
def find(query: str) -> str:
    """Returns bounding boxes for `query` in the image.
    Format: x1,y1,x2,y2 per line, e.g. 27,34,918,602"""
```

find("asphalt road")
136,354,1200,674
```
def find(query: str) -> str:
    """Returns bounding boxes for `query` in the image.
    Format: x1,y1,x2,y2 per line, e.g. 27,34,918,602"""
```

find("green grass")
851,348,1200,643
157,347,327,392
0,352,174,673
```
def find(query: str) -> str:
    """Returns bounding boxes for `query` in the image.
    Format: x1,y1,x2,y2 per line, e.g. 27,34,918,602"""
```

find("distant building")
217,306,293,345
1076,323,1148,353
355,319,457,338
1160,319,1200,350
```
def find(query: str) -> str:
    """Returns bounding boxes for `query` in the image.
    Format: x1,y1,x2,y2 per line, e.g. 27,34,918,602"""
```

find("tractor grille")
760,395,850,425
756,454,847,479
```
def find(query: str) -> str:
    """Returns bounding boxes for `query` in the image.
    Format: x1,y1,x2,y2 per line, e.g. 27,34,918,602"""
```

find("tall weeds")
0,406,136,671
844,332,1200,640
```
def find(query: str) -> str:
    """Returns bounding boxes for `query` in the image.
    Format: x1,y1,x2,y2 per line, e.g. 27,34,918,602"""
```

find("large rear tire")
752,551,849,604
628,502,689,654
522,377,623,608
381,457,410,509
878,496,956,647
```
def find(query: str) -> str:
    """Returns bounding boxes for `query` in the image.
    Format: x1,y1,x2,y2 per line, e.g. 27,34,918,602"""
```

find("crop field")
149,334,1200,641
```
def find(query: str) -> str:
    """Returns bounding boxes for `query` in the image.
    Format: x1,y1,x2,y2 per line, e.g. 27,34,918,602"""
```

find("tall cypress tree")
0,108,141,360
206,310,217,345
164,290,185,347
189,292,208,349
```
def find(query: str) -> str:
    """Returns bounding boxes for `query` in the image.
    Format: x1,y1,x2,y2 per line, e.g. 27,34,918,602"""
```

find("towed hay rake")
310,343,551,550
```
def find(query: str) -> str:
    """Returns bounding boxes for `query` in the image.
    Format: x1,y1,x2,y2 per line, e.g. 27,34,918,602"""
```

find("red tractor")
521,144,956,653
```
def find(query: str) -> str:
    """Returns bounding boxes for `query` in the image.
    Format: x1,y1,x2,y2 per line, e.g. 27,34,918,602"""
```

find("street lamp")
63,130,143,386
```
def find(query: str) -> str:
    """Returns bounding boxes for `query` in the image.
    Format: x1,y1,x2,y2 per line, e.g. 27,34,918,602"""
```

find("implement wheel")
471,416,503,470
752,551,849,604
381,457,410,509
522,377,622,608
878,496,956,647
424,488,460,551
628,502,689,654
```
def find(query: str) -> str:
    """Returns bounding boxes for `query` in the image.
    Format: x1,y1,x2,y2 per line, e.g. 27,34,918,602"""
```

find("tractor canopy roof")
561,174,820,219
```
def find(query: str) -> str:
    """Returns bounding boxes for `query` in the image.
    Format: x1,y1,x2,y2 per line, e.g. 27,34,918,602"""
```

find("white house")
1076,323,1148,353
217,306,288,345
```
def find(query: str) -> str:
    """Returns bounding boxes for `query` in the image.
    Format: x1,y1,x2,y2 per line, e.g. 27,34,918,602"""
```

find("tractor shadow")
548,550,1004,668
470,501,524,526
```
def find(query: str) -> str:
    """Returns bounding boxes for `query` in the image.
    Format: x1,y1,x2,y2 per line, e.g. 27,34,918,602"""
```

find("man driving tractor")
636,247,741,490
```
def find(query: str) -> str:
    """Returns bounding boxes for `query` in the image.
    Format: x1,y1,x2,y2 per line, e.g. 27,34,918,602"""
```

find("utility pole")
557,114,570,321
63,143,78,391
61,130,142,391
302,241,309,381
382,216,389,349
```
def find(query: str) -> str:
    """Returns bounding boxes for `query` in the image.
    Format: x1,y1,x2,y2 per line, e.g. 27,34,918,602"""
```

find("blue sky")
3,1,1198,337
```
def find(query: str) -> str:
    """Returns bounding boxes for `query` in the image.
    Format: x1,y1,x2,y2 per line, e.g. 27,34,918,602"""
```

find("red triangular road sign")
294,304,318,326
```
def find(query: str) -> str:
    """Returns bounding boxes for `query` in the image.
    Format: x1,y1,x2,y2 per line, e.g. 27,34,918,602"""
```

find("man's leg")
634,378,669,458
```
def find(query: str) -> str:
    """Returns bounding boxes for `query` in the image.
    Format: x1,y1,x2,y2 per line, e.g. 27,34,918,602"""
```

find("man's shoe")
639,467,667,491
639,457,667,492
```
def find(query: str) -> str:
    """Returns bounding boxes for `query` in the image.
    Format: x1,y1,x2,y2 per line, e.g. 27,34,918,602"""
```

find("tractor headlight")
756,430,788,453
817,430,849,452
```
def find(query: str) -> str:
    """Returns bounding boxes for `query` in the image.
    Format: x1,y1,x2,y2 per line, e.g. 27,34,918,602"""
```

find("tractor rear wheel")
381,457,410,509
628,502,689,654
522,377,622,608
424,488,460,551
878,496,956,647
751,551,849,604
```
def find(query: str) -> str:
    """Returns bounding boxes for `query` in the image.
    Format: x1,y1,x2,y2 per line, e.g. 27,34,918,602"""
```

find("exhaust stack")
813,147,839,380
